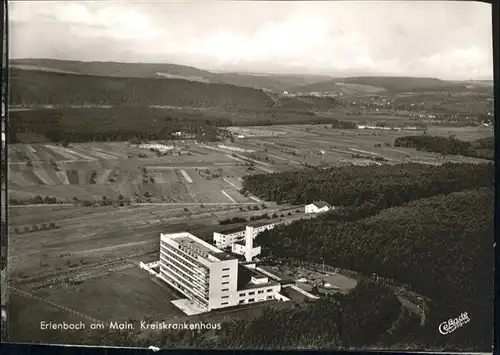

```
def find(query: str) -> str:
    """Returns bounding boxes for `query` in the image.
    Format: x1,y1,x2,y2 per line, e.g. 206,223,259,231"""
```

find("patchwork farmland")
8,142,261,203
9,124,492,202
226,124,492,168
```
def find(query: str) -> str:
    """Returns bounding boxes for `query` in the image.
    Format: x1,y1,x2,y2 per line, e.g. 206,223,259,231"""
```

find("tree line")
394,135,494,160
8,106,358,144
8,107,232,144
242,162,494,216
8,195,64,205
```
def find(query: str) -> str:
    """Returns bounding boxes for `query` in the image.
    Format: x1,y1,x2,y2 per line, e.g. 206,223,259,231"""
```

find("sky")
9,1,494,80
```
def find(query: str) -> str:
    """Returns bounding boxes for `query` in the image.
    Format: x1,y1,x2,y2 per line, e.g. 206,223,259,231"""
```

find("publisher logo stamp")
438,312,470,335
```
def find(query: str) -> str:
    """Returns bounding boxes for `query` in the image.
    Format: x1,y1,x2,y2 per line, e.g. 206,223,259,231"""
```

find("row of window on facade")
160,254,208,290
160,256,209,298
162,272,208,305
161,266,208,300
161,244,209,276
221,295,274,306
239,289,273,297
162,242,209,274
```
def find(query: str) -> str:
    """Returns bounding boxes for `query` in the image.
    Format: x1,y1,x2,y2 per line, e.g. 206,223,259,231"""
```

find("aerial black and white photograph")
4,0,495,351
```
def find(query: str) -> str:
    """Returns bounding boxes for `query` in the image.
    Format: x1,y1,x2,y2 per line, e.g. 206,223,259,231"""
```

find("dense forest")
276,95,343,111
241,161,494,350
242,162,494,216
394,135,494,160
8,107,232,143
9,69,275,109
254,188,493,350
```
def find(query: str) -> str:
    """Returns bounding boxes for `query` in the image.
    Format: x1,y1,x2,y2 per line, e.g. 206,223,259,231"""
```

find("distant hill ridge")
13,58,478,93
289,76,487,94
10,58,218,81
10,59,333,91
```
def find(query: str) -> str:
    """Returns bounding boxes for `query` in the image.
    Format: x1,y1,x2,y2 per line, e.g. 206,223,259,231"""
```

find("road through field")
267,153,301,165
202,144,275,172
221,190,237,203
10,159,96,165
72,240,152,256
179,169,193,183
146,164,236,169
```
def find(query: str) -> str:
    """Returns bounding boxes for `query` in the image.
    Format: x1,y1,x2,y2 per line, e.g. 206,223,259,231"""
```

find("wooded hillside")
9,69,275,109
242,162,494,215
8,107,232,143
254,188,493,350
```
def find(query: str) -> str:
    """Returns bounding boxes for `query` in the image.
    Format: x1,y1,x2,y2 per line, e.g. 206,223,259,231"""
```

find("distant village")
280,90,493,127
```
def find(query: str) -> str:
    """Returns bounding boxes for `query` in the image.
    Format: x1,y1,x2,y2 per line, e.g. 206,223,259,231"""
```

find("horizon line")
9,57,494,82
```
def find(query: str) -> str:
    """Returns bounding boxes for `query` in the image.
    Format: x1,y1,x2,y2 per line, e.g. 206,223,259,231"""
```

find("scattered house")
138,143,174,153
305,201,333,214
172,131,195,139
218,145,254,153
356,124,392,130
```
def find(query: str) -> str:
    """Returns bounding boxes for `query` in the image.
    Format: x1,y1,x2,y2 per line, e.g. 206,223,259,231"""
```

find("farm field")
9,263,293,345
7,205,241,276
8,266,186,344
8,142,261,202
8,201,306,281
9,123,491,203
227,124,492,168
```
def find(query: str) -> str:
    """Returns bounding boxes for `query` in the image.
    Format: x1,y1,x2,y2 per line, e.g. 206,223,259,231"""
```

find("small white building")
305,201,333,214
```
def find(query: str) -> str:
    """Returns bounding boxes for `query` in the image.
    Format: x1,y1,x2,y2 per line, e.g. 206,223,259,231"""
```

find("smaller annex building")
305,201,333,214
213,223,275,256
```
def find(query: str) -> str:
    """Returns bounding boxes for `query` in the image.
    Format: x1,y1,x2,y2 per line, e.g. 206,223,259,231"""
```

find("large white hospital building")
159,230,282,312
